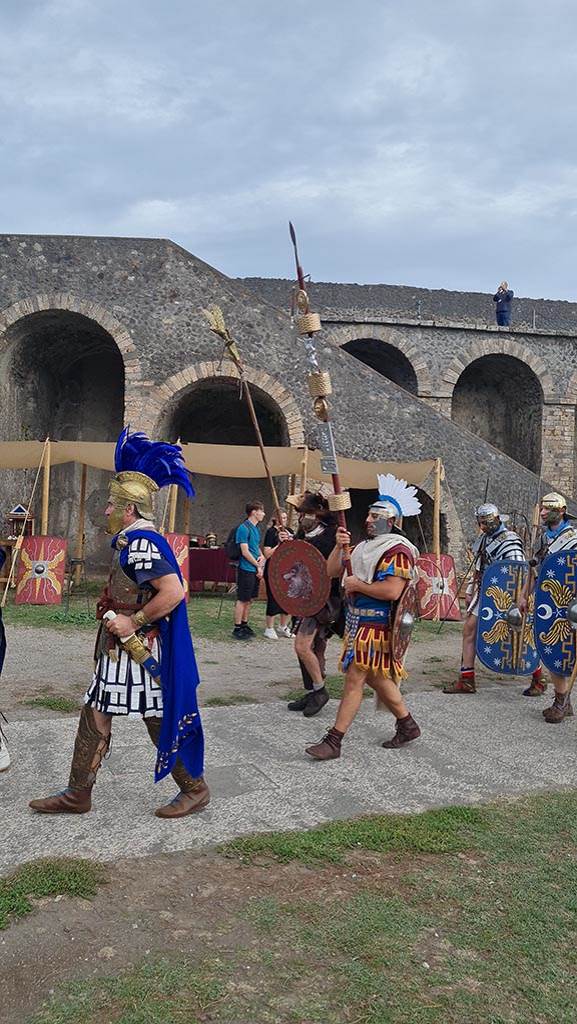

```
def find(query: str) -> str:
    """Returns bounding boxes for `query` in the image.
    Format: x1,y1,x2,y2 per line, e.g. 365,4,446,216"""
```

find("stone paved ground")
3,686,577,874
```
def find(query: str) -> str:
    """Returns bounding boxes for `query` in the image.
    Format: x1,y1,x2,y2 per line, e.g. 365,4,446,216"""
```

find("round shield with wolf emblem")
391,581,419,671
476,560,538,676
534,551,577,676
268,539,331,618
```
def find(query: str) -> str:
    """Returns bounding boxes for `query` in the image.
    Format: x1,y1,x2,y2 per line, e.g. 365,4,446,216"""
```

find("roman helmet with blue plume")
108,427,193,531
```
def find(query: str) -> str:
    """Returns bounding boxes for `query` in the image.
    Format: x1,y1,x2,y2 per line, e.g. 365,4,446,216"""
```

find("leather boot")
543,694,574,723
155,777,210,818
29,706,110,814
382,714,421,749
306,727,343,761
144,717,211,818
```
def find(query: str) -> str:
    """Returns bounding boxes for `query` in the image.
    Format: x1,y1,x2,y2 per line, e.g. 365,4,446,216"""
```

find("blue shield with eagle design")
475,560,538,676
534,552,577,676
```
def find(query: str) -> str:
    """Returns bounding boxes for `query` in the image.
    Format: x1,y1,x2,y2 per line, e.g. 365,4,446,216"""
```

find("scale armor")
473,528,525,570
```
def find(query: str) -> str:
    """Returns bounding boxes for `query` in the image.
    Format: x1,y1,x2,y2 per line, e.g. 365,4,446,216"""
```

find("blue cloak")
117,530,204,783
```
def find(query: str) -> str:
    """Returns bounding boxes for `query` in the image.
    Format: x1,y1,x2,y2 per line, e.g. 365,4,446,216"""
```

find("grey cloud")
0,0,576,298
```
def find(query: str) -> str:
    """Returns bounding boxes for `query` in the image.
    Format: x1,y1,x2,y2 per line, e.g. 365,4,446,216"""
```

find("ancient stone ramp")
2,690,576,873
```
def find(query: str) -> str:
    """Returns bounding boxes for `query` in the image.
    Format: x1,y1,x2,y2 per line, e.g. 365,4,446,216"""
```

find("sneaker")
302,687,329,717
0,736,10,772
279,625,293,638
242,624,255,637
263,627,278,640
287,691,310,711
232,625,252,641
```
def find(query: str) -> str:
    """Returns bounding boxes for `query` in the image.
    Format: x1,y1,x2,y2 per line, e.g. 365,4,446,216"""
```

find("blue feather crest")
114,428,194,498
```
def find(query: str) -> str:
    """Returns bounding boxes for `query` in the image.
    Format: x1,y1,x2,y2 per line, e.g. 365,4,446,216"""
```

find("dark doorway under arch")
1,309,125,442
451,354,542,472
342,338,418,394
0,309,125,563
158,378,290,541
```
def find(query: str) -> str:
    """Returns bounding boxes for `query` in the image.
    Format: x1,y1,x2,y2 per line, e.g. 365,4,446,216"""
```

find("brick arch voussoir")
325,324,432,396
151,360,305,446
443,339,553,401
0,291,141,369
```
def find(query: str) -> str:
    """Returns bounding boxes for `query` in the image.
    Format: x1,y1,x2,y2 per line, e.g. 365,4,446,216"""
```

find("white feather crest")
375,474,422,518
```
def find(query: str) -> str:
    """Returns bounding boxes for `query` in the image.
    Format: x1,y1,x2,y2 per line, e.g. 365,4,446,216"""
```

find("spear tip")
289,221,297,245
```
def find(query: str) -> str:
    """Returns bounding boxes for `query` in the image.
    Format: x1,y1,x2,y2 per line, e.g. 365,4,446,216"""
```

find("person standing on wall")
493,281,514,327
232,501,266,640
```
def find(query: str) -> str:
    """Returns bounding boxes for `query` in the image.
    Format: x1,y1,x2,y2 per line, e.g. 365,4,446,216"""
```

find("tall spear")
202,304,283,521
288,222,352,573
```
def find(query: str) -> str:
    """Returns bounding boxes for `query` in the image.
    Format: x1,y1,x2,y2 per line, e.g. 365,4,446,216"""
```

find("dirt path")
0,623,470,718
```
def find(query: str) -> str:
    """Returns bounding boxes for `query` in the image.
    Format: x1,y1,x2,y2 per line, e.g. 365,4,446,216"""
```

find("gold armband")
133,609,150,629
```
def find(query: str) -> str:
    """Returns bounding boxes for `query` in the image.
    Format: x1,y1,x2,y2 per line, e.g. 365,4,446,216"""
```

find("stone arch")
451,353,543,473
150,360,305,446
0,294,143,566
0,291,145,423
150,361,305,540
324,324,433,396
443,338,554,402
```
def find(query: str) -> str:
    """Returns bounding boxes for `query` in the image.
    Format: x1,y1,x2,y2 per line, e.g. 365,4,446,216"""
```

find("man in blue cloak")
30,429,208,819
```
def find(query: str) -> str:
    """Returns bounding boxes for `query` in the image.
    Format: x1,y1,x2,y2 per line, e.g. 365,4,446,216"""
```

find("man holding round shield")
306,475,422,760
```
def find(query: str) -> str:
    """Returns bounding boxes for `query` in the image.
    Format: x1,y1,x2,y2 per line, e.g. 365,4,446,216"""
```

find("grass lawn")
2,594,269,641
28,791,577,1024
0,859,105,931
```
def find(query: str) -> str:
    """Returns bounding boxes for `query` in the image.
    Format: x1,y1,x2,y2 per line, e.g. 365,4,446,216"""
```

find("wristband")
133,609,149,629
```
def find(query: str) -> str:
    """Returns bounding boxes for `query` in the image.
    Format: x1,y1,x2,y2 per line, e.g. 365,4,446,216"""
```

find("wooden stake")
183,495,191,536
167,484,178,534
41,438,51,535
74,464,87,585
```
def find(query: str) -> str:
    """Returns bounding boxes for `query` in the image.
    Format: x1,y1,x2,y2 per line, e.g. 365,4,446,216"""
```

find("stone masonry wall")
0,235,565,568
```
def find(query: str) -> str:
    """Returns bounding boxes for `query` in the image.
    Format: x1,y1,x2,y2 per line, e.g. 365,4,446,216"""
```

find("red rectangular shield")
165,533,190,599
15,536,68,605
416,553,461,621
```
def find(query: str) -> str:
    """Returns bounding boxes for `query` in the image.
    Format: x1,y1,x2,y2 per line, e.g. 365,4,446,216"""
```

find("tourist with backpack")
232,501,266,640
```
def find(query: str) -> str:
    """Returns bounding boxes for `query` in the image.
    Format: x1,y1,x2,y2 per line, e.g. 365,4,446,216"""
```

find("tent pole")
74,464,87,585
183,495,191,536
167,484,178,534
433,458,442,621
41,438,51,535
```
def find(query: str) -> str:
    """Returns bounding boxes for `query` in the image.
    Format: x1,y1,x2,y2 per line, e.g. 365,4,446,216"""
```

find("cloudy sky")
1,0,576,299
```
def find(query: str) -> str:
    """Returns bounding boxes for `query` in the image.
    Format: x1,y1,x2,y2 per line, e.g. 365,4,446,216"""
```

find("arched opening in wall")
342,339,418,394
0,309,125,564
451,355,542,472
157,378,290,542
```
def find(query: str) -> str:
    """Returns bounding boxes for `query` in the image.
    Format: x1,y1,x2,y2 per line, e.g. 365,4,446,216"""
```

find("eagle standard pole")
288,222,352,574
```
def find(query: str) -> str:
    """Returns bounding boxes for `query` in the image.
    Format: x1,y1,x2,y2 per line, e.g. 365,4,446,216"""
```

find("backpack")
224,525,242,564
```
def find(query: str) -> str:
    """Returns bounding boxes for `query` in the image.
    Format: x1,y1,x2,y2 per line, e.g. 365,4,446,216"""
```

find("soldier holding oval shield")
520,492,577,723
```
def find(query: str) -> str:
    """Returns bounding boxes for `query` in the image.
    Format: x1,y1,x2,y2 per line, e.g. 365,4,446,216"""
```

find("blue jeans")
496,311,511,326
